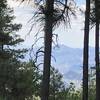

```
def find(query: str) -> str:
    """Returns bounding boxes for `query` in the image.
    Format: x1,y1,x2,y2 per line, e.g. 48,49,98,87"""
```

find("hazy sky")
7,0,96,48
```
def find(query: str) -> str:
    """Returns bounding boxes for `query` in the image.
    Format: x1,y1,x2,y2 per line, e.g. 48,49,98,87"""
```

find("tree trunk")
83,0,90,100
95,20,100,100
95,0,100,99
41,0,54,100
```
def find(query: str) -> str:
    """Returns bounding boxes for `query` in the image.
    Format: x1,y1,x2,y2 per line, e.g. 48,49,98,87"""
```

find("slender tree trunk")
83,0,90,100
95,0,100,99
95,20,100,100
41,0,54,100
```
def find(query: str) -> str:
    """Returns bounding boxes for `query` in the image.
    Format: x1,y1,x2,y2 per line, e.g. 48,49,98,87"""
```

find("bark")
41,0,54,100
83,0,90,100
95,0,100,99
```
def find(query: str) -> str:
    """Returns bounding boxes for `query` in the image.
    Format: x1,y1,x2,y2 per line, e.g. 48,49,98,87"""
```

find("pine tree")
14,1,76,100
0,0,26,99
83,0,90,99
94,0,100,99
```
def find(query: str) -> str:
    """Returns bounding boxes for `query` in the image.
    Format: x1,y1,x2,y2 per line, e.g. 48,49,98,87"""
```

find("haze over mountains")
51,45,95,84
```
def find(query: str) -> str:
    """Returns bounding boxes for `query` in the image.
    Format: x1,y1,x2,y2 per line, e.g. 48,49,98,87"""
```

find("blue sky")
76,0,85,4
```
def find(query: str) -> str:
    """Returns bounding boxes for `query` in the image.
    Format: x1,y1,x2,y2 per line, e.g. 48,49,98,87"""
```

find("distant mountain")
51,45,95,85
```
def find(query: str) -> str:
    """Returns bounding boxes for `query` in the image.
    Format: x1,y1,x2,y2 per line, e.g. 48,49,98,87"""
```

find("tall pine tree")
0,0,26,99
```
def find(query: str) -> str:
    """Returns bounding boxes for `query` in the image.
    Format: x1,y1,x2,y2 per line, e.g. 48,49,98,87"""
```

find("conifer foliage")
0,0,30,99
